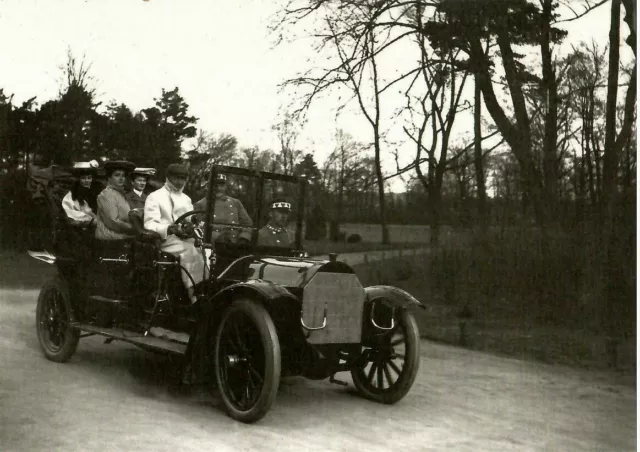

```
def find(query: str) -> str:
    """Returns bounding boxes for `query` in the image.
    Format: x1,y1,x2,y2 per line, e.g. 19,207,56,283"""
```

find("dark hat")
270,198,291,211
213,173,227,183
70,160,99,176
104,160,136,174
167,163,189,177
131,167,156,179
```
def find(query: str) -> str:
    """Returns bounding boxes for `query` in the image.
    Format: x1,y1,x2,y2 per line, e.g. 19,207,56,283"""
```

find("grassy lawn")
351,231,636,375
302,239,425,256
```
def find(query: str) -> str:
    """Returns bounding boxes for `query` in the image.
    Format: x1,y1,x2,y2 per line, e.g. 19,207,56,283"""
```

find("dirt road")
0,285,635,451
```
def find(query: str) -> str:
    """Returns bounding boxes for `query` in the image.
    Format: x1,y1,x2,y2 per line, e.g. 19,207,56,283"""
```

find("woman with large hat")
95,160,137,241
61,160,99,224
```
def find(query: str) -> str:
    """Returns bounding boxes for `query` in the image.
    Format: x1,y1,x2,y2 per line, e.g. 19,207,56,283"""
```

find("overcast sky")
0,0,624,188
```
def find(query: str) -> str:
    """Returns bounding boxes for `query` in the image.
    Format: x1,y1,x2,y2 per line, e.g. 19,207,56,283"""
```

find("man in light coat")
144,163,207,303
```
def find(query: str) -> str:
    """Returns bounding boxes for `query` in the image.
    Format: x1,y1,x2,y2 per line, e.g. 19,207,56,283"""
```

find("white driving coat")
144,182,208,290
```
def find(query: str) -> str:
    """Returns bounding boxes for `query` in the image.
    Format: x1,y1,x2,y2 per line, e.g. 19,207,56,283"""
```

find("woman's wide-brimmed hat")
70,160,99,176
104,160,136,174
131,167,156,179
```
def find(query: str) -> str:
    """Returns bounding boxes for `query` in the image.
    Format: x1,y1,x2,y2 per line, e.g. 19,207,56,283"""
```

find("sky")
0,0,626,190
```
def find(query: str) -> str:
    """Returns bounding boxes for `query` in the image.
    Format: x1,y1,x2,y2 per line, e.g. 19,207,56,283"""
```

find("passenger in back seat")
126,167,156,211
95,160,137,241
62,160,99,225
126,168,157,238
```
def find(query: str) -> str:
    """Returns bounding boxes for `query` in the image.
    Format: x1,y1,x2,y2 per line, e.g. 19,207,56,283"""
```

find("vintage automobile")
29,165,424,423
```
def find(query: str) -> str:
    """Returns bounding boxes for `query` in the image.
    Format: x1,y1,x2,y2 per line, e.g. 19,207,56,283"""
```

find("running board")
71,323,189,355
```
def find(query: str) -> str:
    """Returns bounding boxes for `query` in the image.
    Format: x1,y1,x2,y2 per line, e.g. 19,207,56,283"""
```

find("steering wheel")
172,210,252,244
172,209,206,240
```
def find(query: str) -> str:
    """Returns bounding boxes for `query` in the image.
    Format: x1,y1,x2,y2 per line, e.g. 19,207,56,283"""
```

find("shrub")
347,233,362,243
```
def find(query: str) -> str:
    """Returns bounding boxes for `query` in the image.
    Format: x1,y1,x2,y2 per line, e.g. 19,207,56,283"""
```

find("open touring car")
29,165,424,423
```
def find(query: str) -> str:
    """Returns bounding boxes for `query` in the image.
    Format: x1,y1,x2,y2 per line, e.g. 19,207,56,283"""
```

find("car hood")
246,257,329,288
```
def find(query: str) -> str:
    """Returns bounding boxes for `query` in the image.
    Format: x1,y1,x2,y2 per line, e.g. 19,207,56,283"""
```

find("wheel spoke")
388,359,402,376
242,381,251,409
366,362,377,386
376,365,384,389
225,331,241,353
390,336,405,347
382,362,395,387
247,363,264,385
394,352,405,360
234,322,246,352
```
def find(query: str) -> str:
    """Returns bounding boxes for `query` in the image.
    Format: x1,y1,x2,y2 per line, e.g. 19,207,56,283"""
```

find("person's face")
109,170,127,189
270,209,289,228
79,174,92,189
214,181,227,198
167,174,187,190
132,176,147,191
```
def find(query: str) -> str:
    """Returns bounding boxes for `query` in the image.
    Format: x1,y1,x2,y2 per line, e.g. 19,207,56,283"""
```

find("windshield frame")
203,165,306,252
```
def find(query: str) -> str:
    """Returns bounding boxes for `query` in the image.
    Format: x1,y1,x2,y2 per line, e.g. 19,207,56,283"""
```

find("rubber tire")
351,309,420,404
36,276,80,363
214,298,281,423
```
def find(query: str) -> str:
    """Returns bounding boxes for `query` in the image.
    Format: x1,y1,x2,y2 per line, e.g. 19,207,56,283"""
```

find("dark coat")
125,190,147,210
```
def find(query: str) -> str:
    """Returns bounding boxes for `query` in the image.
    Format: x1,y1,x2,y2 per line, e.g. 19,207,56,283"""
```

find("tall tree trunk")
599,0,638,368
602,0,622,212
470,36,546,226
428,183,441,246
473,74,487,226
374,134,389,244
540,0,559,221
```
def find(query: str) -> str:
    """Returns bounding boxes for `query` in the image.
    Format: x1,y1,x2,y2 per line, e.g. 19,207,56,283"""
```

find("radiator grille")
301,272,365,344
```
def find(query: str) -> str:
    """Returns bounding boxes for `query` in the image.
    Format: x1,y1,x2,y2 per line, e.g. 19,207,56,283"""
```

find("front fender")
364,285,425,310
207,279,300,306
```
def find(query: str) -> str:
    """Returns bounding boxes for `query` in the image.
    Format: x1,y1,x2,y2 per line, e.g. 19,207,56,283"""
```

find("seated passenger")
144,163,207,304
61,160,99,225
193,173,252,243
125,167,156,211
95,160,137,241
258,198,294,247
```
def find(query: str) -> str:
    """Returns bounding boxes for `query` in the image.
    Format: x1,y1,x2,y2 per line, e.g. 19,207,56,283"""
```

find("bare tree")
402,4,471,244
272,112,304,175
277,1,415,244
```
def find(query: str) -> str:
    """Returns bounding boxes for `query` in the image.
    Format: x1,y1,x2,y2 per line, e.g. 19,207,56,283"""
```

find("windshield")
195,167,303,251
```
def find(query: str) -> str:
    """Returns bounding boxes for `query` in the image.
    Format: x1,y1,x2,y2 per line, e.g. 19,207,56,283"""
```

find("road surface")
0,285,635,451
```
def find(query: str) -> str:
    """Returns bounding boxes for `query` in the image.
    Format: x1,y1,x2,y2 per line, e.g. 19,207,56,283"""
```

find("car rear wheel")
214,298,281,423
351,308,420,404
36,276,79,362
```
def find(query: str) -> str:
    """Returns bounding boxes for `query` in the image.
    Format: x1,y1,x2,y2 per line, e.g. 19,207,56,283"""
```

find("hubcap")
360,324,407,391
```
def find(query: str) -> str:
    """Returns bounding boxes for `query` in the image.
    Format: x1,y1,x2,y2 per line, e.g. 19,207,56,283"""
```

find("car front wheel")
351,308,420,404
214,298,281,423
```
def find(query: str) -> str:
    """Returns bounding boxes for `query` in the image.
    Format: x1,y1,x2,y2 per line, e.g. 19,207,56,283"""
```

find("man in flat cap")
258,198,294,247
144,163,207,304
193,173,253,243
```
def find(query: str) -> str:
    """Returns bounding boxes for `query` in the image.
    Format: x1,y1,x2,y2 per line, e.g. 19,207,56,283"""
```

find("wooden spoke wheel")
351,309,420,404
36,277,79,362
214,299,281,423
